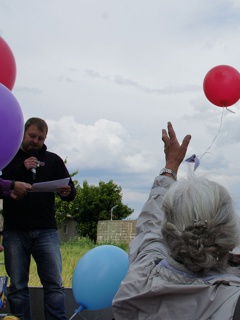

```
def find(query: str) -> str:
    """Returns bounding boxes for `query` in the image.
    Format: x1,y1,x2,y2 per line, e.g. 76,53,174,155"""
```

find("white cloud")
46,116,158,173
1,0,240,218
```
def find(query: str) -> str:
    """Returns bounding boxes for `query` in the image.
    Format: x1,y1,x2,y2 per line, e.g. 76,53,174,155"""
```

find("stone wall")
97,220,137,244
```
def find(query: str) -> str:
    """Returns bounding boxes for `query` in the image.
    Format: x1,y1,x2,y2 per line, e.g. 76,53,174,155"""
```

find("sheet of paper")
30,177,70,192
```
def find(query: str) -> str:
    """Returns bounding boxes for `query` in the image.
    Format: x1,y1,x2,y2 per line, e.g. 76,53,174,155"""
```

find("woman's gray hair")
161,174,240,275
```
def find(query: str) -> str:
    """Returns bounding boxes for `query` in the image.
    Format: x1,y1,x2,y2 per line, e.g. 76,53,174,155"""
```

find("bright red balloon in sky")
0,37,17,91
203,65,240,107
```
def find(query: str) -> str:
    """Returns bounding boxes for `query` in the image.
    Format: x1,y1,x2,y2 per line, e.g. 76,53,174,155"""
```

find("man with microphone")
1,117,76,320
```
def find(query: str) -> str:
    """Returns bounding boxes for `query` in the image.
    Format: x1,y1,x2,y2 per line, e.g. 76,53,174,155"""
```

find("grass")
0,237,129,288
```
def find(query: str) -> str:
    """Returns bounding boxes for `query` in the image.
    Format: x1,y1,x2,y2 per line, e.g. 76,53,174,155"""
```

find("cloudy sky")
1,0,240,219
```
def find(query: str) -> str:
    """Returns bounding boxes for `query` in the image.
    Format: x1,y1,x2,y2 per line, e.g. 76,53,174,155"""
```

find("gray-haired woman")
112,122,240,320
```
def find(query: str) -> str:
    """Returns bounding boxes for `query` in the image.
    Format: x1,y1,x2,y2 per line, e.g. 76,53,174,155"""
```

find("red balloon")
0,37,17,90
203,65,240,107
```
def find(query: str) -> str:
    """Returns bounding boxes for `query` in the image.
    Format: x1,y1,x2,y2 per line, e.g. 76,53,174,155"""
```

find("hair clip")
193,219,198,226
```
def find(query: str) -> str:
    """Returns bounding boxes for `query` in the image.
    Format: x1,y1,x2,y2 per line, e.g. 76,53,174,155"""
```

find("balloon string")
68,312,87,320
69,312,78,320
69,306,87,320
199,107,225,160
68,311,103,320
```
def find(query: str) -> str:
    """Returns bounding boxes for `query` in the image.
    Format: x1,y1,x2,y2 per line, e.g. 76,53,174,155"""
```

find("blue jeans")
3,229,67,320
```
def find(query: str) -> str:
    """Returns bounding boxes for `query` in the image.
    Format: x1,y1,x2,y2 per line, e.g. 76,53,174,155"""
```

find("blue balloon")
72,245,129,311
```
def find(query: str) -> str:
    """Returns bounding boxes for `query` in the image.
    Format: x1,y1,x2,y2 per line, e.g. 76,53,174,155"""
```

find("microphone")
32,168,36,181
29,149,39,180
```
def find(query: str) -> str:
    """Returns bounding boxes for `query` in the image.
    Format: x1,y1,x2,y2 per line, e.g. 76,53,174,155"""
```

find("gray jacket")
112,175,240,320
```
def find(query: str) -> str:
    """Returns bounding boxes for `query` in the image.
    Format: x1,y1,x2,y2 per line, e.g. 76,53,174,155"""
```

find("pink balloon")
203,65,240,107
0,37,17,91
0,84,24,170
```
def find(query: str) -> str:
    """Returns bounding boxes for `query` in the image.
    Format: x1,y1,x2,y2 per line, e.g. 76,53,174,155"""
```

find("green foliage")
0,237,129,287
55,178,134,242
60,236,96,249
98,241,129,252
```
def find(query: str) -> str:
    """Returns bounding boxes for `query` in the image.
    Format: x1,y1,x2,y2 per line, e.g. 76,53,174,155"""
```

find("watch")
159,168,177,180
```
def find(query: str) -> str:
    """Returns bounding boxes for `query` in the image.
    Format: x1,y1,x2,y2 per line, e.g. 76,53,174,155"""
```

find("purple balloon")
0,84,24,170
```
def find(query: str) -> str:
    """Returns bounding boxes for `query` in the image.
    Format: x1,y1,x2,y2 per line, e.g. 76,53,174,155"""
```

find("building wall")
97,220,137,244
58,219,78,242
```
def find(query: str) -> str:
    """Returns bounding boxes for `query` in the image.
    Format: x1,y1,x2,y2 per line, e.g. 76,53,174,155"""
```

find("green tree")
55,179,134,242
